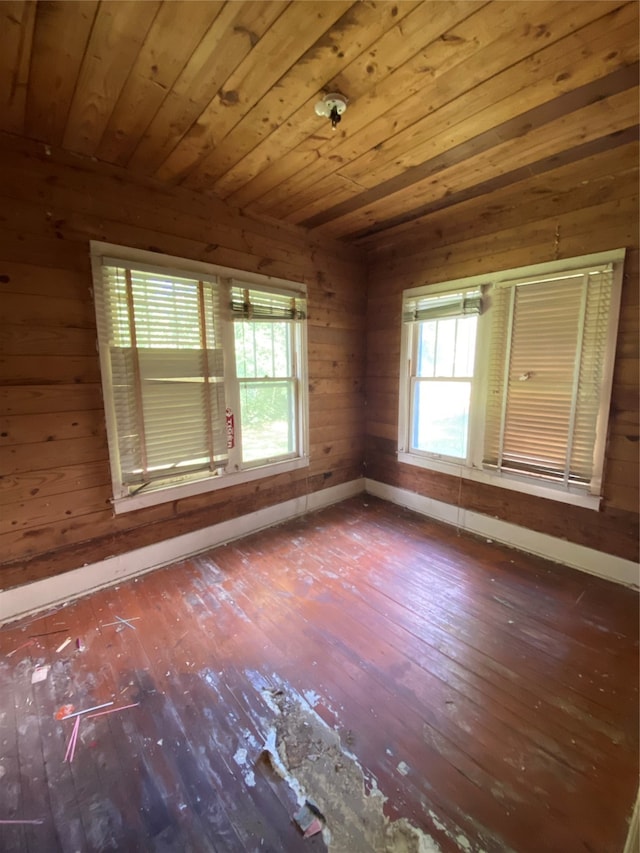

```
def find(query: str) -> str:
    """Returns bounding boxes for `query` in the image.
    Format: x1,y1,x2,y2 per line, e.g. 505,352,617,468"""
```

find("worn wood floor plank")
0,497,637,852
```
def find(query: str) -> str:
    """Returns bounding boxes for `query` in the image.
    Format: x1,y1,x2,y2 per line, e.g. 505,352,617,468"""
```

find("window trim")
398,249,625,511
408,313,478,462
90,242,309,515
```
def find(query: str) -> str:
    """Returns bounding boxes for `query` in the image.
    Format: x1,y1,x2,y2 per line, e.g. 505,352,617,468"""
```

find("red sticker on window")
225,407,235,449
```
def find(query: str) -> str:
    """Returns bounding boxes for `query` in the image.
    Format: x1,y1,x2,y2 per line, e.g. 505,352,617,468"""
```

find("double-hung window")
399,250,624,508
405,287,481,462
91,243,308,513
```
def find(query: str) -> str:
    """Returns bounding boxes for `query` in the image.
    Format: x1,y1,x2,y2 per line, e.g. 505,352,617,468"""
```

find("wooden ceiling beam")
251,0,618,222
301,63,639,233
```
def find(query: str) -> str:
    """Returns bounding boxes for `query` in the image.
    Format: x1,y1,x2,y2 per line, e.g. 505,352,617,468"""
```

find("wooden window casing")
92,245,308,513
398,251,624,509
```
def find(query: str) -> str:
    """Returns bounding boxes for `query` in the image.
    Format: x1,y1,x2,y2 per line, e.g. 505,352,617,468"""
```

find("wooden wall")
0,133,366,590
1,128,637,594
364,142,639,563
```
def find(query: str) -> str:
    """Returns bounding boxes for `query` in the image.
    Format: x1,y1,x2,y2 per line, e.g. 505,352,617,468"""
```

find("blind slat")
231,282,307,320
403,286,483,322
483,267,613,484
97,264,229,488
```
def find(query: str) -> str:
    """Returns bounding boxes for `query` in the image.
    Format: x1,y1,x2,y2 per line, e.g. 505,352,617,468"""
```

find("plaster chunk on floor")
261,689,442,853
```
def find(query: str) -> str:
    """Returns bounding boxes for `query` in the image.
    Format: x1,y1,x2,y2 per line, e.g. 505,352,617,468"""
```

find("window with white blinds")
95,261,228,491
483,267,614,490
398,251,624,508
92,245,308,511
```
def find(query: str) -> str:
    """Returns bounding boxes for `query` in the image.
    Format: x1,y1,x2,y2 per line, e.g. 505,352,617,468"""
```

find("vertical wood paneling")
0,133,365,586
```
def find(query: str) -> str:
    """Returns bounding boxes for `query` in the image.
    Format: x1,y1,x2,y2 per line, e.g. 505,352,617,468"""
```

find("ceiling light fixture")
314,92,348,130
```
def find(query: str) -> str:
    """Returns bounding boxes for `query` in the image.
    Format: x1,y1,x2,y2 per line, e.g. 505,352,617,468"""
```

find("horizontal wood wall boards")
0,478,365,623
364,145,639,562
1,134,637,589
0,133,366,590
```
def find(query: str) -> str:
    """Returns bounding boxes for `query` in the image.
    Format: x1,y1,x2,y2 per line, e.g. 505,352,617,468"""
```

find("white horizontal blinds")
403,287,482,322
571,268,613,484
482,285,512,467
504,276,582,477
230,281,307,320
99,263,227,488
483,267,613,485
95,266,142,483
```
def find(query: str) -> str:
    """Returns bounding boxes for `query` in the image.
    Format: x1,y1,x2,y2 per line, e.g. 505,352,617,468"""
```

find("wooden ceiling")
1,1,638,244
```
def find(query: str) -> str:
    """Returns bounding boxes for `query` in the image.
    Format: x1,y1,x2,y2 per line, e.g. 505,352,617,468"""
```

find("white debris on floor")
259,686,442,853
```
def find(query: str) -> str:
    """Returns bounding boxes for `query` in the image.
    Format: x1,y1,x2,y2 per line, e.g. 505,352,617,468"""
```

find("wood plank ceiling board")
126,1,288,176
0,0,36,134
62,0,162,156
180,0,425,193
207,0,426,202
354,132,640,246
24,0,99,146
225,0,488,213
315,80,639,239
358,142,640,254
154,1,355,184
95,0,226,165
337,2,640,193
219,0,483,210
261,2,634,226
245,0,619,222
1,0,638,242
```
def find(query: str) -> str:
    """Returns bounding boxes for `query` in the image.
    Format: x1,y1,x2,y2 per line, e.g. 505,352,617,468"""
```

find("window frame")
398,250,625,510
91,242,309,514
408,313,479,463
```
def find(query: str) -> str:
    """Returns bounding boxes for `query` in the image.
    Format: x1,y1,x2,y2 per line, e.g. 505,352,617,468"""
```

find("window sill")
397,451,601,511
112,456,309,515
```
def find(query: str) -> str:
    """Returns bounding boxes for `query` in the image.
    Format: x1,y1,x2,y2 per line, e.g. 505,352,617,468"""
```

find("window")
91,244,308,512
405,287,481,461
398,250,625,508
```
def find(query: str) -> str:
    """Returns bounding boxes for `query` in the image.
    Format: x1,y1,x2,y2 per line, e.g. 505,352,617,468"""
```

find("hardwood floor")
0,496,637,853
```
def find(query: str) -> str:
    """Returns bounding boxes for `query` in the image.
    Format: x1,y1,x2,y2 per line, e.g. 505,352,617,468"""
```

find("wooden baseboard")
365,479,639,589
3,476,636,625
0,478,365,624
